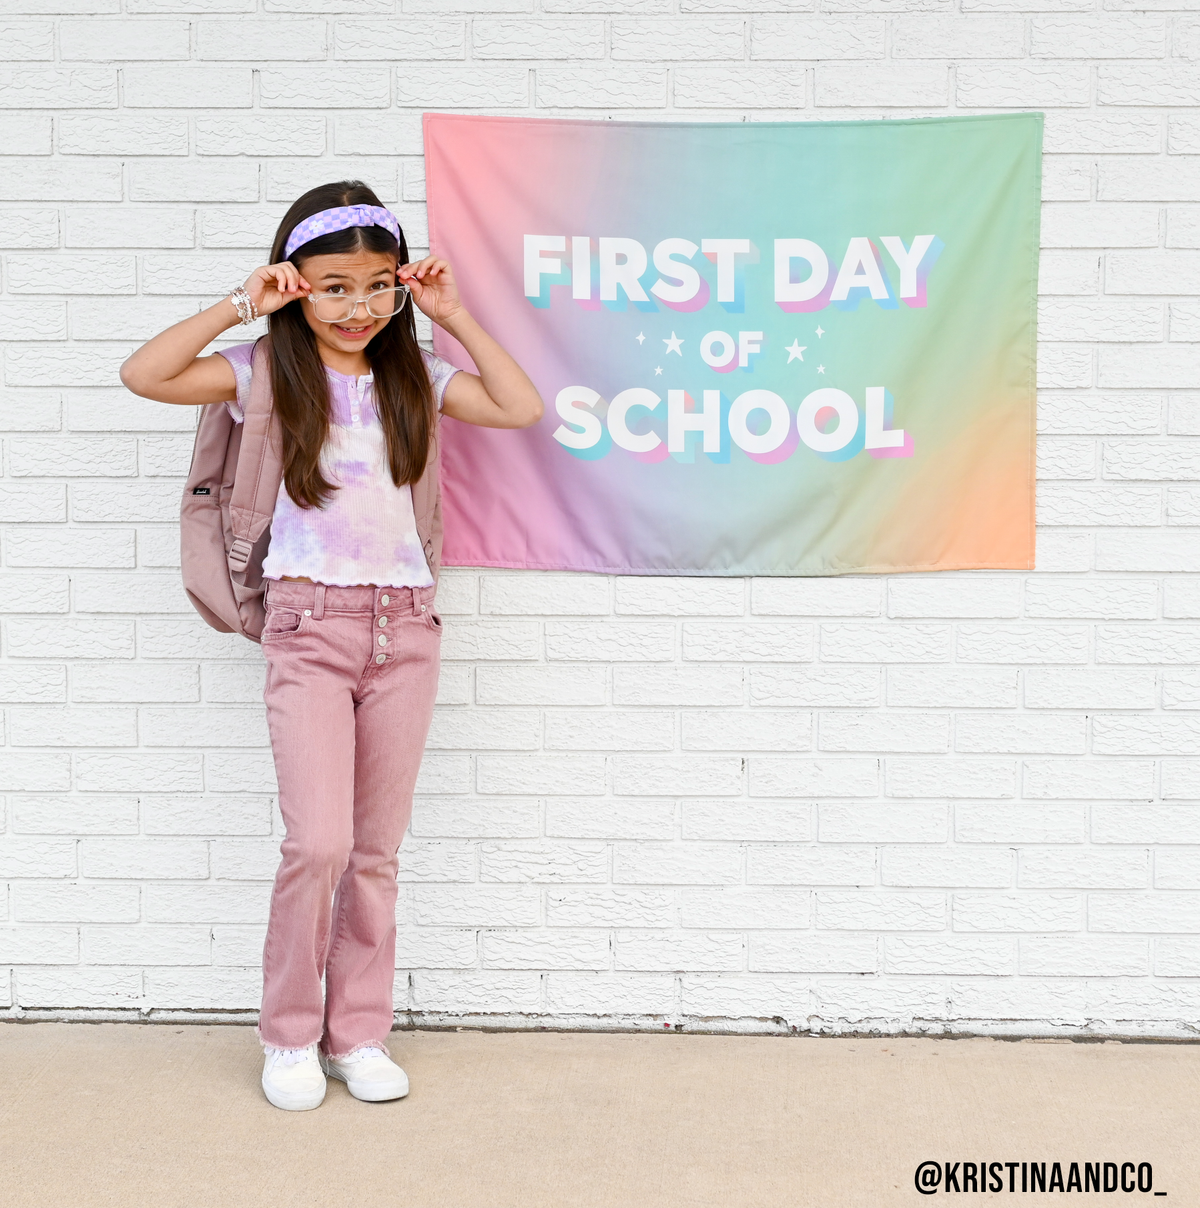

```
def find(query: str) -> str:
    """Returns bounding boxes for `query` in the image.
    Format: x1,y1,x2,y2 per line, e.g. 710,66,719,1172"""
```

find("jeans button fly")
378,634,387,647
380,594,390,606
378,616,387,626
375,653,385,664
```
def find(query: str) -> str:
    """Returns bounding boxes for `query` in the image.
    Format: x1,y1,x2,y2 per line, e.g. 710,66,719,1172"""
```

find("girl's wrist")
227,285,259,328
435,305,473,340
207,297,246,333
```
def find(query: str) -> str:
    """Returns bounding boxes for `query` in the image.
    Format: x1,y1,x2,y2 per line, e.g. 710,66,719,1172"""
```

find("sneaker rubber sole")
322,1059,409,1102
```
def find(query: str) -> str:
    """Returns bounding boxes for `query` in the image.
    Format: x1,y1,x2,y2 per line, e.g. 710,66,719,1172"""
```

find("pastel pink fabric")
256,578,442,1057
218,343,458,589
283,204,400,260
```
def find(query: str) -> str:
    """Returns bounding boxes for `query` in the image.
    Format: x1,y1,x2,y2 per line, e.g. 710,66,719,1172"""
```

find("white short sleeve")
215,341,256,424
421,350,461,412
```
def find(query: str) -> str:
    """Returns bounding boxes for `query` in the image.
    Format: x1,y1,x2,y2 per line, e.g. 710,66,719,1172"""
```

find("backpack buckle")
228,538,254,571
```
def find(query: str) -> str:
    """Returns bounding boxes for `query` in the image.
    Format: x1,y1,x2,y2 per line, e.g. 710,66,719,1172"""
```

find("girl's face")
295,249,401,357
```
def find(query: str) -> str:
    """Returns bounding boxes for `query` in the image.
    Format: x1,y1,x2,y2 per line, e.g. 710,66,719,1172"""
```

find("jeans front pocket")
261,607,308,640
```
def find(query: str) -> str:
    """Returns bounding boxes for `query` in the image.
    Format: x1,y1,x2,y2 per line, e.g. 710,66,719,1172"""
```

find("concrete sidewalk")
2,1023,1196,1207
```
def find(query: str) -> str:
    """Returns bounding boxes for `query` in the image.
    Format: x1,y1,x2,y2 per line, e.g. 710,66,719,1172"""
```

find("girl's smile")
332,319,376,341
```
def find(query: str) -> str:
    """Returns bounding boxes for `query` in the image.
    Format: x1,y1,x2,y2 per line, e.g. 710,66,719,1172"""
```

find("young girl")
121,181,543,1111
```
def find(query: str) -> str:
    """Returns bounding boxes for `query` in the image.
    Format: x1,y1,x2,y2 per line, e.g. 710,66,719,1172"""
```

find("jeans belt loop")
411,587,421,617
312,584,326,620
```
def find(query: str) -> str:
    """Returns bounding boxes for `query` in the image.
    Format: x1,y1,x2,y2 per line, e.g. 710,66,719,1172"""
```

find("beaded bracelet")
229,285,258,327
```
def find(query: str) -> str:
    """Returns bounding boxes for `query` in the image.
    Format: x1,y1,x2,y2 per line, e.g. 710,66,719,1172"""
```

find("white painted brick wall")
0,0,1197,1038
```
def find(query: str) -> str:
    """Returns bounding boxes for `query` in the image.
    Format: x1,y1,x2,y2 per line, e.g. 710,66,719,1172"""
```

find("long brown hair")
267,181,434,509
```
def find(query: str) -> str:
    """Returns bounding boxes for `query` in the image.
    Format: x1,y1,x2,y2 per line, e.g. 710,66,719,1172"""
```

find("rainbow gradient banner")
425,112,1041,576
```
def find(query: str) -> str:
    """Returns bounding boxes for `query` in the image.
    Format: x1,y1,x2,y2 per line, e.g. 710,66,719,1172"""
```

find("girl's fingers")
409,255,446,280
256,261,296,295
243,262,310,313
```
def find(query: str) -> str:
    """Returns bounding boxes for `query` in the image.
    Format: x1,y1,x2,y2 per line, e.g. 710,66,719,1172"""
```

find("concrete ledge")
4,1005,1200,1041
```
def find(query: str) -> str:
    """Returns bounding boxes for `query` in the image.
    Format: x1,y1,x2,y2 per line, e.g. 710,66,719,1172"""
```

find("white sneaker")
261,1042,327,1111
322,1045,409,1102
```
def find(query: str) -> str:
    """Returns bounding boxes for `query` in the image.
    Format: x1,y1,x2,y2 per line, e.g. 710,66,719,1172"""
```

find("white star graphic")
816,364,826,374
663,331,684,356
635,331,646,344
815,326,825,338
785,339,806,363
654,366,663,375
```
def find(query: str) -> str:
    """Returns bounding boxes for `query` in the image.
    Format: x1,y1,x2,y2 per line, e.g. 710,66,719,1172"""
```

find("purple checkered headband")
283,204,401,261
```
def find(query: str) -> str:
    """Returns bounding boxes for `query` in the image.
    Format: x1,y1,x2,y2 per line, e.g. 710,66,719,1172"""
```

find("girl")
121,181,543,1111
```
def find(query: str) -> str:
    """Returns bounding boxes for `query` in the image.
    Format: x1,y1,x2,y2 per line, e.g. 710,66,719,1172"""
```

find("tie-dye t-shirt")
216,342,459,588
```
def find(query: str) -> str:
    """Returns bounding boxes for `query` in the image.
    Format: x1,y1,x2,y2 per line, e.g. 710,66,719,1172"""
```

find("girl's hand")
398,257,463,327
240,262,312,318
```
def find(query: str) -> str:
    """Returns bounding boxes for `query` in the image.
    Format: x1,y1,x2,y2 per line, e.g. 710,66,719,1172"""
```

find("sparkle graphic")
663,331,684,356
785,339,806,363
635,331,646,344
817,365,826,374
654,366,663,375
815,326,825,338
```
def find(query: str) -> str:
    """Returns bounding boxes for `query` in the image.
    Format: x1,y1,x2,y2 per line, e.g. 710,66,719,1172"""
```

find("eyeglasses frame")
304,284,412,323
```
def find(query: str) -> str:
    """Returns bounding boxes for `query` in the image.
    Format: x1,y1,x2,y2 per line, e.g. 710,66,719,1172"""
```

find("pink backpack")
180,340,444,641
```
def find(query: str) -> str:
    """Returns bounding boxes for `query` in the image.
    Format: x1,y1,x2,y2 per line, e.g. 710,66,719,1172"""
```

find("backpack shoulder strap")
228,339,283,572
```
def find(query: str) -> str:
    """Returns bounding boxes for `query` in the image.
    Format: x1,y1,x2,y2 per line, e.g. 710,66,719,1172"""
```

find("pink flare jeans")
257,578,441,1058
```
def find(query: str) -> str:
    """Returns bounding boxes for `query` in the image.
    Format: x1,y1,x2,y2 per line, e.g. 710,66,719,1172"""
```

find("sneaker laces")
268,1044,317,1067
339,1046,388,1063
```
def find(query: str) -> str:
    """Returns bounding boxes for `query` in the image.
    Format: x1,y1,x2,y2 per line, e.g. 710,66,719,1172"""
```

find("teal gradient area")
424,112,1041,576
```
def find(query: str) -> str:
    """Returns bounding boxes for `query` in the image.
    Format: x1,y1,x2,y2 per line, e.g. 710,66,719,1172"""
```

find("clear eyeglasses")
306,285,411,323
